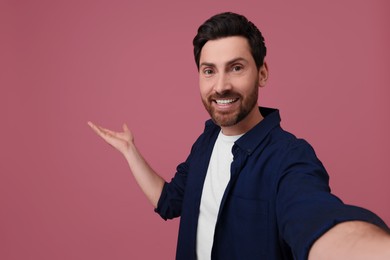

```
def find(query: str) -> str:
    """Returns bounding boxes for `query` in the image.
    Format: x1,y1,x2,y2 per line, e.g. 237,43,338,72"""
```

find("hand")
88,121,165,207
88,121,134,156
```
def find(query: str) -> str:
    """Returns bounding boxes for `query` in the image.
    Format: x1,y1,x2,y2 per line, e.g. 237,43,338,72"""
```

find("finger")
123,123,129,132
96,125,118,135
88,121,102,135
88,122,128,142
87,121,95,128
90,122,117,136
88,121,114,138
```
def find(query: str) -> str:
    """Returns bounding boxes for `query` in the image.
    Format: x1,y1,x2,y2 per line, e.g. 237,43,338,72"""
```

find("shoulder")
263,125,315,157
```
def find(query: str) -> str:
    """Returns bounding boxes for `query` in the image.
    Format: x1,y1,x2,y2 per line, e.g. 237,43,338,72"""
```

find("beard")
202,85,258,127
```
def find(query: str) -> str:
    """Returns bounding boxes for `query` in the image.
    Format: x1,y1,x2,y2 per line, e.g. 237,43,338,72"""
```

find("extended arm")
276,140,390,259
309,220,390,260
88,121,165,208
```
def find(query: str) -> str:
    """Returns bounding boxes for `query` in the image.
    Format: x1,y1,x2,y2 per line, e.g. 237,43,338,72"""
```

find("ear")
258,62,269,87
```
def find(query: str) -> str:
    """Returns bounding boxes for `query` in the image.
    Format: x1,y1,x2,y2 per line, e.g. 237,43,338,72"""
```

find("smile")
214,98,238,105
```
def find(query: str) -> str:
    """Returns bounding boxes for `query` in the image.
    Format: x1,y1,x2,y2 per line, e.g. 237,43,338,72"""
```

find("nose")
214,72,231,95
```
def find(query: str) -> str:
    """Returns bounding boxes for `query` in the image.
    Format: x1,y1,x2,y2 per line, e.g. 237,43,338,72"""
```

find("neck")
221,106,263,136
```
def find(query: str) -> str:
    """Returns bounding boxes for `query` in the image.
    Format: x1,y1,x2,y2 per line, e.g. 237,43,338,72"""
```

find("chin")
212,113,240,127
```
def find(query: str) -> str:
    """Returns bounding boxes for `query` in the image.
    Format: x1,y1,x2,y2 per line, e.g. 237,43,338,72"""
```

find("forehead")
199,36,252,65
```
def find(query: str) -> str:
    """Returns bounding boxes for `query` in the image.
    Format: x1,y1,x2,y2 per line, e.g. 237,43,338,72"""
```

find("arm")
88,121,165,208
275,140,390,259
309,221,390,260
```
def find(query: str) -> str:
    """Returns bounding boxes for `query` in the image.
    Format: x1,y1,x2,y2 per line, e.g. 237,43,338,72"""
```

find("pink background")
1,1,389,259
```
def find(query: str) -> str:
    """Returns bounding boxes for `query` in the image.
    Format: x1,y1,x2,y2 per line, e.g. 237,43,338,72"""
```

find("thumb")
123,123,129,132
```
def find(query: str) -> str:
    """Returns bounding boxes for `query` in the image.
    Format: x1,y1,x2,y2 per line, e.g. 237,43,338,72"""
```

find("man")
88,12,390,260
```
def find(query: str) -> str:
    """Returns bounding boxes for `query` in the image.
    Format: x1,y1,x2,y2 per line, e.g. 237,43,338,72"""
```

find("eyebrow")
199,57,247,68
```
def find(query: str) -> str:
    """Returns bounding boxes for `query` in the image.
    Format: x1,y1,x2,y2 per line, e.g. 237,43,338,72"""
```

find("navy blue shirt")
155,107,388,260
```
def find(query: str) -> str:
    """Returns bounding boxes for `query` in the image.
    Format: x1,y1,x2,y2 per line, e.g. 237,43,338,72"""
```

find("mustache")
209,90,241,100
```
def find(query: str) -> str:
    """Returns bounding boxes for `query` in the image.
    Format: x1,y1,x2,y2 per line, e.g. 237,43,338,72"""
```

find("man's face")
199,36,266,129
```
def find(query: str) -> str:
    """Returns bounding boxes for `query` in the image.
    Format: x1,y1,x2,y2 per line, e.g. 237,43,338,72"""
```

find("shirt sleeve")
154,134,203,220
275,139,389,260
154,160,189,220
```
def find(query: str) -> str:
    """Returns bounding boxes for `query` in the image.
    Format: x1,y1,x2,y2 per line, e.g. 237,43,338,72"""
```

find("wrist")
123,141,138,160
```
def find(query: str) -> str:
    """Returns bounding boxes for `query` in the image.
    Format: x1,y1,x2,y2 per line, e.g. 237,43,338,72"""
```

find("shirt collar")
203,107,281,155
235,107,281,155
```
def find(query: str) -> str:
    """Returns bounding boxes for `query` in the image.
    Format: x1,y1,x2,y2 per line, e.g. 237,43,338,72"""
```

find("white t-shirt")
196,131,243,260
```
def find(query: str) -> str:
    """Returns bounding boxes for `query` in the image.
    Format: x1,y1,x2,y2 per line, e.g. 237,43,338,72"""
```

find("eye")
202,68,214,76
232,65,243,72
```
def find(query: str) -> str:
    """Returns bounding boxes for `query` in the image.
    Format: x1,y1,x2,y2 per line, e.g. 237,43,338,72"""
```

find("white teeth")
216,99,236,104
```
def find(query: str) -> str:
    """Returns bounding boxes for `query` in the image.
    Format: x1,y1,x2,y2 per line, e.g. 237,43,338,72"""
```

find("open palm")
88,121,134,156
